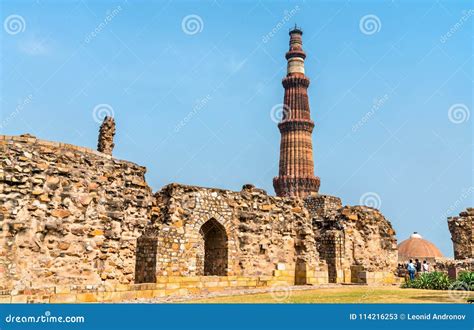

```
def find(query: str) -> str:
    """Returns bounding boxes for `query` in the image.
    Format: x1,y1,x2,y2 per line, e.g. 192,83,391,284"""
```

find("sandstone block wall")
0,135,153,291
0,275,306,303
135,183,326,284
309,194,398,284
448,208,474,260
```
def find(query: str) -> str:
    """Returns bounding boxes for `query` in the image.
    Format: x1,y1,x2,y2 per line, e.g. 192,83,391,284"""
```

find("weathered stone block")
50,294,76,303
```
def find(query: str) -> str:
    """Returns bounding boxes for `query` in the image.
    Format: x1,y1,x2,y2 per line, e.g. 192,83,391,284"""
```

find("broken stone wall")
0,135,153,291
136,184,327,284
448,208,473,260
308,195,398,284
340,206,398,283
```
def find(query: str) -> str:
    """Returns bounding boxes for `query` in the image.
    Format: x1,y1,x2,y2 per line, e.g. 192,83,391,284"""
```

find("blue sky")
1,0,472,256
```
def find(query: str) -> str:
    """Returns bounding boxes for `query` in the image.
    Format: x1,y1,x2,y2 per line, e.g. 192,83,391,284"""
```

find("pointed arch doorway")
199,218,228,276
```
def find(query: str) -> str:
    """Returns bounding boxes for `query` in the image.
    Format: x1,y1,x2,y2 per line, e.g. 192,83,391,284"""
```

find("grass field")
190,286,474,304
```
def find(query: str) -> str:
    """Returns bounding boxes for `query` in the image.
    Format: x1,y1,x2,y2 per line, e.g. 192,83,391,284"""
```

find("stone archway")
199,218,228,276
295,259,307,285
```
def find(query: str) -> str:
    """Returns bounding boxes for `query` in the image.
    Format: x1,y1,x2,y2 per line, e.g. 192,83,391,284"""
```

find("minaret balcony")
278,119,314,133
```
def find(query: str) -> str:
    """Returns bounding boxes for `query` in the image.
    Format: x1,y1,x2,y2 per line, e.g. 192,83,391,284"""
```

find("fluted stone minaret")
97,116,116,155
273,26,320,198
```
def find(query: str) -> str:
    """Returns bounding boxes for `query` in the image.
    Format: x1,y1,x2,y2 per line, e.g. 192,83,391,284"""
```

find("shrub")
401,272,452,290
402,271,474,291
457,271,474,289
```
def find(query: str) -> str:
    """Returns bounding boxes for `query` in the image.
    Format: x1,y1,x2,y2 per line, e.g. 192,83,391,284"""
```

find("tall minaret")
273,26,320,198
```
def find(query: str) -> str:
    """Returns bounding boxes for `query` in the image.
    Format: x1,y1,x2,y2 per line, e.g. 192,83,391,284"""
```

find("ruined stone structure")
448,208,474,260
0,132,398,297
97,116,116,155
273,27,320,198
0,27,401,303
135,183,327,285
308,195,398,283
0,134,152,291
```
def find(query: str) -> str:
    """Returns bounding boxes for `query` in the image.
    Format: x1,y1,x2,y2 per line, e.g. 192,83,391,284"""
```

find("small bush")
402,272,452,290
402,271,474,291
457,271,474,290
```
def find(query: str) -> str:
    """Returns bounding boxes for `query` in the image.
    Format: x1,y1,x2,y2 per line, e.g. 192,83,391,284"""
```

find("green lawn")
190,286,474,304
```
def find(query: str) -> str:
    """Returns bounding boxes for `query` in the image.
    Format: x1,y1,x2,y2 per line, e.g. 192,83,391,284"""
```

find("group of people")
397,259,430,280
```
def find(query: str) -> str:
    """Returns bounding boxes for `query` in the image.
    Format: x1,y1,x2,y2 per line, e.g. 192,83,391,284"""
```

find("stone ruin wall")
0,134,400,293
135,184,327,285
448,208,473,260
307,195,398,284
0,135,153,291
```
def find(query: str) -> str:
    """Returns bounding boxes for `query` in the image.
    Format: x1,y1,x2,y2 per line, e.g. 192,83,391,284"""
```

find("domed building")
398,232,444,262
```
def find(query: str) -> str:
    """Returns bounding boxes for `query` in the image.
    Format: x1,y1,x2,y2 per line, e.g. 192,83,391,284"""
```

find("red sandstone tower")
273,26,320,198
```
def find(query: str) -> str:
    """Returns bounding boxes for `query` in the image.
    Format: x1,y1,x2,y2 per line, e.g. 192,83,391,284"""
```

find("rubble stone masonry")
97,116,116,155
308,195,398,284
448,208,474,259
135,183,327,285
0,134,153,291
0,134,399,301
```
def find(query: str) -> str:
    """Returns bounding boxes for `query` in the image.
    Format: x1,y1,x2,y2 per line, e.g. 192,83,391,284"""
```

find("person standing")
422,260,429,272
415,259,422,276
407,259,416,281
